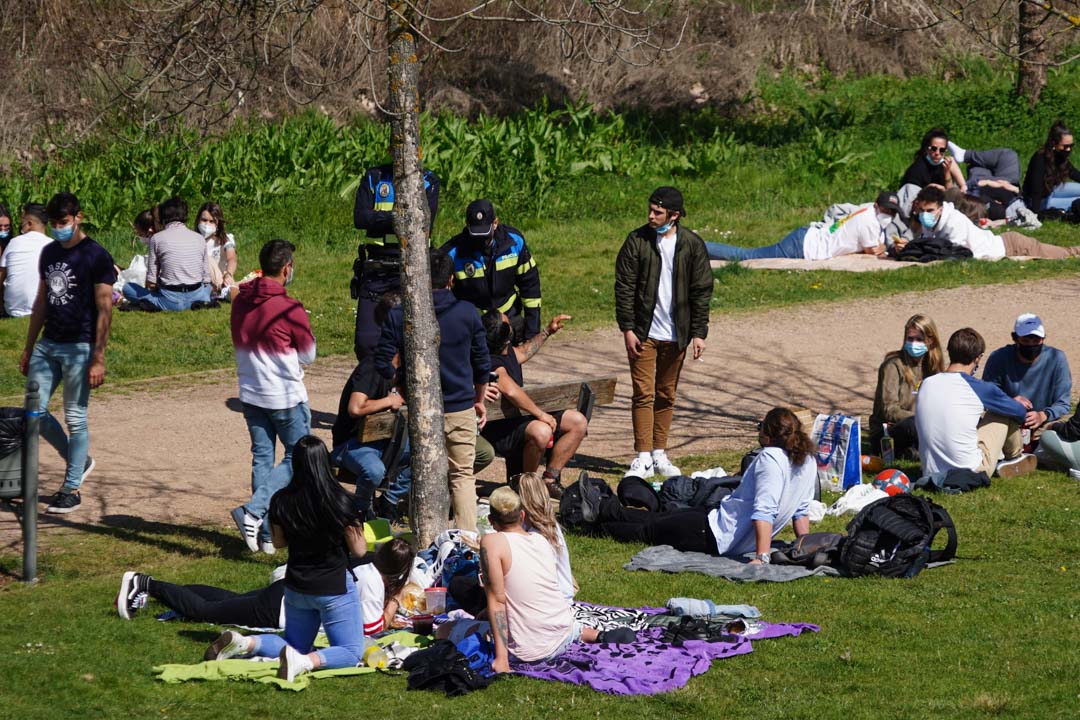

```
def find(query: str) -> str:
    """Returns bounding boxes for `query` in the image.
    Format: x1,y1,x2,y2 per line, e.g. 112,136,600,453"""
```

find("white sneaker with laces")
278,646,314,682
260,541,277,555
204,630,251,661
624,456,654,479
231,507,262,553
995,453,1037,478
653,454,682,478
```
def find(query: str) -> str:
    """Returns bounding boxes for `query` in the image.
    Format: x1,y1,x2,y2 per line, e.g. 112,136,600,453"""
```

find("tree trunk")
1017,0,1048,106
386,3,448,546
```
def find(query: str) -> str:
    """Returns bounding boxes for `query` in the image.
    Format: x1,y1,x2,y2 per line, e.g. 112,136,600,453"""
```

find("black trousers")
148,579,285,628
597,498,719,556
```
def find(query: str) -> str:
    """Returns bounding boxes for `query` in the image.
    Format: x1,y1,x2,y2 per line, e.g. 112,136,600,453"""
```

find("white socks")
637,451,653,466
947,140,966,163
651,449,669,464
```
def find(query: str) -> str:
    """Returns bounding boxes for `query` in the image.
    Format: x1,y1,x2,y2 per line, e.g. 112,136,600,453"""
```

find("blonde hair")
886,313,946,387
488,487,523,527
515,472,561,551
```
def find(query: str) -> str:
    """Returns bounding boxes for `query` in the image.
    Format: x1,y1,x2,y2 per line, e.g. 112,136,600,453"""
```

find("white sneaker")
996,453,1037,478
204,630,251,661
277,645,313,682
653,455,682,478
1069,468,1080,482
260,541,277,555
624,456,654,479
231,507,261,553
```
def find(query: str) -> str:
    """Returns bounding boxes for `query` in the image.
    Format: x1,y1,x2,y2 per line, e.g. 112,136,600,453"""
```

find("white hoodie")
929,202,1005,259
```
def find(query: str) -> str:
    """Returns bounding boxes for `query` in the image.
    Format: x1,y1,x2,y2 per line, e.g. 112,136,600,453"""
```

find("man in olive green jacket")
614,186,714,479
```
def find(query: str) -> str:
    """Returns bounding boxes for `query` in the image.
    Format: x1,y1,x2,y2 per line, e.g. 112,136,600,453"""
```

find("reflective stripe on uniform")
455,266,485,280
494,254,518,271
515,257,536,275
521,297,542,308
496,294,518,313
363,236,399,247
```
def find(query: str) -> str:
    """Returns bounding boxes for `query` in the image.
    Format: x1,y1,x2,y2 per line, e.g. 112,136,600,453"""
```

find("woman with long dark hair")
196,201,238,299
1022,120,1080,212
590,407,816,563
203,436,367,681
900,128,966,192
869,314,946,457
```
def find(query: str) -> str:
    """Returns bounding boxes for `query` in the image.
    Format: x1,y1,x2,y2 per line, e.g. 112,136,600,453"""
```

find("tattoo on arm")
492,608,509,648
479,546,490,585
518,332,545,361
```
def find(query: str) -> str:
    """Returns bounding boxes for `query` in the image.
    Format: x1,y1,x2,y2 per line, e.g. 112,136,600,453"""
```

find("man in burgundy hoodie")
229,240,316,553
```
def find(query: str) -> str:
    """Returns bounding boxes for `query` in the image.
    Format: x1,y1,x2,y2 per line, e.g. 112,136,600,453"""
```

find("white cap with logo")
1014,313,1045,338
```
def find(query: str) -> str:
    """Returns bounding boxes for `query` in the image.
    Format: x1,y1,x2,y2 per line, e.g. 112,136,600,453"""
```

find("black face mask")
1017,343,1043,361
1055,149,1071,164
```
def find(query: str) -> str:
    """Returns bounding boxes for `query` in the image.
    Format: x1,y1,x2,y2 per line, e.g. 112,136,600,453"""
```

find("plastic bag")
113,254,147,293
0,407,24,459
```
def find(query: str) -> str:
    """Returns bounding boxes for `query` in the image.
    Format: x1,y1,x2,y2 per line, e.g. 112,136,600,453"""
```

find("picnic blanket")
509,621,818,695
626,545,842,581
709,254,1037,273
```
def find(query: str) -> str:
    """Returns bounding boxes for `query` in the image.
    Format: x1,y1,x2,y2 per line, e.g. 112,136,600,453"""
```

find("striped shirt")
147,222,210,286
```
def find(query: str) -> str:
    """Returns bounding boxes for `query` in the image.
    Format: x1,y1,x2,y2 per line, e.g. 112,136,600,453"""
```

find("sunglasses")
1060,144,1074,151
927,146,947,154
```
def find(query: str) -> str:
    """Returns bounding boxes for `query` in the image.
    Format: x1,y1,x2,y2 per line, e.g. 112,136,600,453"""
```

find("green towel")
153,631,427,691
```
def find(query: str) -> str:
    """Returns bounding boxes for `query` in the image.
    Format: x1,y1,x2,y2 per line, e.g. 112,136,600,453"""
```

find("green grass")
1,452,1077,719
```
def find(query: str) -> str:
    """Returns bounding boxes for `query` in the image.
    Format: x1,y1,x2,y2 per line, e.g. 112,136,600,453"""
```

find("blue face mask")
655,222,673,235
0,231,9,240
52,225,74,242
918,211,938,229
904,341,928,358
926,152,945,166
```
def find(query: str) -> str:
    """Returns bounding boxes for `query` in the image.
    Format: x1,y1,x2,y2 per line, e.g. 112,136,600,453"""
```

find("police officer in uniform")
351,159,440,360
441,199,542,343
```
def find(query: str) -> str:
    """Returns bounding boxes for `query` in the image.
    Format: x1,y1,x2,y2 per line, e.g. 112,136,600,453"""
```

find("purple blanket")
509,622,818,695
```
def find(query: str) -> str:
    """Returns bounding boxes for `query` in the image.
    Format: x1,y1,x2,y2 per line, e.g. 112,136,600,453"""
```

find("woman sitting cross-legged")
589,407,816,563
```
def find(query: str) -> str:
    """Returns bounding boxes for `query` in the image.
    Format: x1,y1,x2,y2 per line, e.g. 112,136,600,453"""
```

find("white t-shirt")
1,231,53,317
802,206,882,260
648,230,677,342
353,563,386,635
206,233,237,274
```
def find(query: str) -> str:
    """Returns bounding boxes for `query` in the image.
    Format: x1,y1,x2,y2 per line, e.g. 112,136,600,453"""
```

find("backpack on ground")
559,473,614,532
840,494,957,578
770,532,846,569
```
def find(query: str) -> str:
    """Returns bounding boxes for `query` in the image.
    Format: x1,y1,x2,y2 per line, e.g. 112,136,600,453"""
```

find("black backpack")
559,474,615,532
841,494,957,578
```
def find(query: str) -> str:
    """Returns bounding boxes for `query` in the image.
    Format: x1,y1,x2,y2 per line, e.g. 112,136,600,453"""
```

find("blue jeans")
242,402,311,541
27,339,92,491
252,575,365,669
331,437,412,506
1043,182,1080,210
122,282,210,310
706,226,807,261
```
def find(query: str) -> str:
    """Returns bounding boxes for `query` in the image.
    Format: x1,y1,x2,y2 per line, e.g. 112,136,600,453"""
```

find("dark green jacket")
614,224,713,350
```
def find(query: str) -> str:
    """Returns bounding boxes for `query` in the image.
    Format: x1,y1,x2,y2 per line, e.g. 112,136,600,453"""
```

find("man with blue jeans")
19,192,116,514
230,240,315,552
122,196,211,311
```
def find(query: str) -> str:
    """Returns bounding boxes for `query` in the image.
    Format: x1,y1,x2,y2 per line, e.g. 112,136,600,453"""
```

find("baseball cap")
875,190,901,213
465,199,495,237
649,186,685,215
1014,313,1045,338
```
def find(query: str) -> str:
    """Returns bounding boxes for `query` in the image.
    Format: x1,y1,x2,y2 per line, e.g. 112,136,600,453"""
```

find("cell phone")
488,371,498,383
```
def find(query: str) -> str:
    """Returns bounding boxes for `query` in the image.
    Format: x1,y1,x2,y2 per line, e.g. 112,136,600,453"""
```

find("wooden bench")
357,376,618,443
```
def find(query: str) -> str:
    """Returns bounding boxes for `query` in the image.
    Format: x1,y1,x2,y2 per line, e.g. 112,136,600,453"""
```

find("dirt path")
5,275,1080,551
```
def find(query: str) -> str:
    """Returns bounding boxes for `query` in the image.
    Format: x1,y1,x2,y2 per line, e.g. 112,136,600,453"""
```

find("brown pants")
629,339,687,452
444,408,478,533
1000,232,1080,259
975,412,1024,476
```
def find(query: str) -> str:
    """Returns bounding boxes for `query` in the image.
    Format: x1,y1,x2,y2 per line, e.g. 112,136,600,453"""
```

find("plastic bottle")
880,423,895,465
362,638,388,669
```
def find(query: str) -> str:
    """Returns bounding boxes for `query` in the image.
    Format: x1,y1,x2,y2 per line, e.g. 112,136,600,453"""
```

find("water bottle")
880,423,895,465
362,638,388,669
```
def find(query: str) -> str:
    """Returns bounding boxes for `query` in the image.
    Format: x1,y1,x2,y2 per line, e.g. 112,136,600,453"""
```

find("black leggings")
148,579,285,628
597,498,719,556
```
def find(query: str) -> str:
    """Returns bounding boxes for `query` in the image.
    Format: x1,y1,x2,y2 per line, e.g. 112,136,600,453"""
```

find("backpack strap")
927,505,958,563
864,499,928,544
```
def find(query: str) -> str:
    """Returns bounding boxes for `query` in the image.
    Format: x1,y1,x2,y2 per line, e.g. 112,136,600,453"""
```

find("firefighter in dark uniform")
441,199,542,343
351,161,440,360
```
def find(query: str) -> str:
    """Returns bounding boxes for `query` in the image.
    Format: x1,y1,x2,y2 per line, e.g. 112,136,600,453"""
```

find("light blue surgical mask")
926,152,945,166
0,230,9,240
52,225,74,242
655,222,673,235
285,265,295,287
918,211,938,229
904,341,928,358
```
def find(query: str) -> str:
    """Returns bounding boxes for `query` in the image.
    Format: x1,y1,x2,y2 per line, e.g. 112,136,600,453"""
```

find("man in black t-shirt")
19,192,117,514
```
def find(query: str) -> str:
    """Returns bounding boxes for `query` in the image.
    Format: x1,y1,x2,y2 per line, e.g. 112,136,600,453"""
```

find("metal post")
22,381,40,583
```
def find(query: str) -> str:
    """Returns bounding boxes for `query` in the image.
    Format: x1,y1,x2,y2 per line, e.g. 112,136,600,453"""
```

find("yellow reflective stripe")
454,266,485,280
521,297,542,308
363,236,401,247
494,254,518,271
374,201,394,211
496,294,518,313
515,257,536,275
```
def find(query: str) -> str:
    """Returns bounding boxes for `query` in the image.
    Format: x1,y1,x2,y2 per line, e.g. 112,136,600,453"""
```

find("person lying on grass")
581,407,815,565
705,191,899,262
117,538,415,636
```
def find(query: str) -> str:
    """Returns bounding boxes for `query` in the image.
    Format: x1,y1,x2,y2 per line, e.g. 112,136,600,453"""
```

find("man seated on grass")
982,313,1072,442
0,203,52,318
479,311,586,498
480,487,601,673
915,327,1035,478
122,196,211,310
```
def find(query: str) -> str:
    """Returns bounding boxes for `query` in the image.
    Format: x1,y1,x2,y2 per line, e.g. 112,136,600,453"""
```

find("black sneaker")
116,571,151,620
46,489,81,514
81,457,96,484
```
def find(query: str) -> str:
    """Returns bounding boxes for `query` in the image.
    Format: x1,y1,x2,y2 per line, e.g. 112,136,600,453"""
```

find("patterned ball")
873,469,911,496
